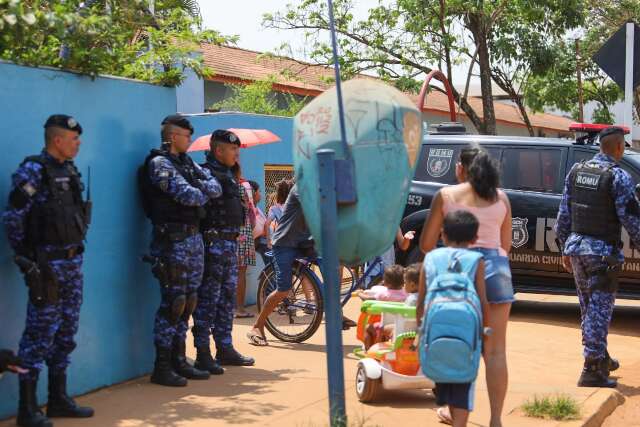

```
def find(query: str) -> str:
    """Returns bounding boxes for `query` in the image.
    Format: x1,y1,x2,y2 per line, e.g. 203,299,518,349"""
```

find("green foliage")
522,394,581,421
212,77,309,117
525,0,640,123
263,0,585,134
0,0,234,86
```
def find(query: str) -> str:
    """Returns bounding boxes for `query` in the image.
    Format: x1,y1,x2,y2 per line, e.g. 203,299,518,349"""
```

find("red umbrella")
188,128,281,152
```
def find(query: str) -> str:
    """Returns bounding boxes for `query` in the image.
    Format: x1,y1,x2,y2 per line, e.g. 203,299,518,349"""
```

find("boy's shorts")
434,382,475,411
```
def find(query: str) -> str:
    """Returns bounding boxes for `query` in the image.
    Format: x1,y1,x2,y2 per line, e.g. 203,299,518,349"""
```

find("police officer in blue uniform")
140,115,222,387
192,130,255,371
3,115,94,427
555,126,640,388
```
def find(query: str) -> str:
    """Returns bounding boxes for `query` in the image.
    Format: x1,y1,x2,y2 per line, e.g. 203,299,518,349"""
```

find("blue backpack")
419,247,483,383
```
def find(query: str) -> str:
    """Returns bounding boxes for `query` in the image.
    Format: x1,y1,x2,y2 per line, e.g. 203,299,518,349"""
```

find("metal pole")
317,149,346,427
326,0,350,160
576,39,584,123
625,22,634,145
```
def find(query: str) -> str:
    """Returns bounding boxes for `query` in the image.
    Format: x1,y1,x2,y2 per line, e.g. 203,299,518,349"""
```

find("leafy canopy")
0,0,235,86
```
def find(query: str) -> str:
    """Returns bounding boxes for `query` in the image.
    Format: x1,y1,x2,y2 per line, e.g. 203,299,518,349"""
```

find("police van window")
501,148,562,193
414,145,460,184
621,161,640,185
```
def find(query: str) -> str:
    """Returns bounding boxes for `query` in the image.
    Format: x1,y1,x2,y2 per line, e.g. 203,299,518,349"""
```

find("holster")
143,255,187,289
15,251,59,307
590,255,620,293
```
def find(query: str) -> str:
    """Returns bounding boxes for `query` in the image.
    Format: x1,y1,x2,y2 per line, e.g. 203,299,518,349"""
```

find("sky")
198,0,374,58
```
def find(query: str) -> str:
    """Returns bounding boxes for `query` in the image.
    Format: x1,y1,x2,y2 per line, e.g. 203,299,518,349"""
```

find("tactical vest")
24,155,89,247
140,149,205,226
570,161,621,243
200,159,244,230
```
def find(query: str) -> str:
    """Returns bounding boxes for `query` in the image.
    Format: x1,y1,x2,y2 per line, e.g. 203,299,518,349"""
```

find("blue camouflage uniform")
555,152,640,360
3,151,86,381
193,158,243,351
147,154,221,348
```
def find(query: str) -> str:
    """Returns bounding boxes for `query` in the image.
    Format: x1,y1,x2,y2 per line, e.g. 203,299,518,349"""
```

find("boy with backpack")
416,210,490,427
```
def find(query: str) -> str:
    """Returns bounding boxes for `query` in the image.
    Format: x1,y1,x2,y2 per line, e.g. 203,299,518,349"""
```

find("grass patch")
522,394,581,421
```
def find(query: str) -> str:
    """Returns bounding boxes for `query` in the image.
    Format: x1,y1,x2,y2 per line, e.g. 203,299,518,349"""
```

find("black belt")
203,229,239,243
46,246,84,260
154,223,199,236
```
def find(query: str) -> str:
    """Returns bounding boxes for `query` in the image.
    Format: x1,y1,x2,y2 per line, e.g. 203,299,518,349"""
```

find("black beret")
599,126,625,139
161,114,194,135
210,129,240,146
44,114,82,135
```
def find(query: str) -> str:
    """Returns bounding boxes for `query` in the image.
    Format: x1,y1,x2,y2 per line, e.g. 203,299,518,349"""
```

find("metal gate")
264,164,294,212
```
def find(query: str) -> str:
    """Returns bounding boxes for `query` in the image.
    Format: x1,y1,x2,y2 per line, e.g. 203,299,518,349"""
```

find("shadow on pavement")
266,341,360,357
361,389,436,409
511,299,640,338
64,368,296,427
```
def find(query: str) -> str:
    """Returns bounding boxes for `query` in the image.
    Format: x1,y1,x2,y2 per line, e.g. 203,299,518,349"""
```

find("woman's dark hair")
275,179,292,204
459,144,500,201
248,180,260,193
443,210,479,244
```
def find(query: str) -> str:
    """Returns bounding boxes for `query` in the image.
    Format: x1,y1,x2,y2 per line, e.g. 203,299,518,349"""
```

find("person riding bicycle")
247,183,355,346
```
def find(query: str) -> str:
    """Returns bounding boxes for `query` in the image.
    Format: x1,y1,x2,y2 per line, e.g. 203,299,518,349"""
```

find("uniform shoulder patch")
21,182,37,197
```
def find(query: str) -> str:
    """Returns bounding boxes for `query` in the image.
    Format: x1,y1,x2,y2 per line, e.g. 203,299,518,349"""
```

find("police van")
399,123,640,299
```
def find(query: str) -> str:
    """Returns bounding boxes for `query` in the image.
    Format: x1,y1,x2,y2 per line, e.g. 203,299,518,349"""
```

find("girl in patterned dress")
232,162,256,318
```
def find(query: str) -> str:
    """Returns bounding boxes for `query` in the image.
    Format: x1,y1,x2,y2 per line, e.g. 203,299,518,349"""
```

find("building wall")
0,62,176,419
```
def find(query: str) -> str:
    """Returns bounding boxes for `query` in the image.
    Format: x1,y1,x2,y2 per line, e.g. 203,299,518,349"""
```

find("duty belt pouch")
591,256,620,293
25,270,46,308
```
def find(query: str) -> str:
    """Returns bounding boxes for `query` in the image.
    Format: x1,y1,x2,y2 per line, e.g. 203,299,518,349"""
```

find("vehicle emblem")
426,148,454,178
512,217,529,249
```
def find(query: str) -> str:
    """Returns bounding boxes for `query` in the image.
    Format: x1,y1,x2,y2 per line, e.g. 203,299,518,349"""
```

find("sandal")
246,330,268,346
235,311,255,319
436,407,453,425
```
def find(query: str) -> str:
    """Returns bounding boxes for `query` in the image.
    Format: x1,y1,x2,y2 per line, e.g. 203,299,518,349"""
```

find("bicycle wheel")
257,261,324,343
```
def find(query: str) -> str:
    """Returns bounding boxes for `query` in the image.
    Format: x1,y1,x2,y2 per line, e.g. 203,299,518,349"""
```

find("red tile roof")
200,44,573,133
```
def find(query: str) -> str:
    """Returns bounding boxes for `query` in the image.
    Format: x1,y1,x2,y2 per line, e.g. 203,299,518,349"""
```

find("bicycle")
256,253,386,343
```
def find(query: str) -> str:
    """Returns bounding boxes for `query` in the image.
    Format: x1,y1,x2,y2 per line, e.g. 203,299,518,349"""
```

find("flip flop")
235,311,255,318
436,407,453,425
246,330,268,346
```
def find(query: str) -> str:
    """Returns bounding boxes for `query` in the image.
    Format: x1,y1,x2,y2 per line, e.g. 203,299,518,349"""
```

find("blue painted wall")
0,62,176,418
0,63,296,418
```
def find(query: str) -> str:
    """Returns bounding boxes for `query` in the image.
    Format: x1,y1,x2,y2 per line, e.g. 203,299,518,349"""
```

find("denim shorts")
471,248,515,304
272,245,306,292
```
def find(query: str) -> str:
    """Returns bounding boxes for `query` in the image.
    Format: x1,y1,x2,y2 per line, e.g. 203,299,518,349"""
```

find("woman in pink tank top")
419,145,513,427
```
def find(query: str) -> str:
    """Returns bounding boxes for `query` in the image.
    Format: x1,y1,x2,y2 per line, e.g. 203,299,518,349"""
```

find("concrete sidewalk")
2,294,637,427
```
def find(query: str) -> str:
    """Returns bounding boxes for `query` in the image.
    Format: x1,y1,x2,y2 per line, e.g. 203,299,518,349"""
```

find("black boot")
171,340,209,380
17,376,53,427
216,346,255,366
194,346,224,375
578,358,617,388
605,350,620,372
46,372,94,418
150,345,187,387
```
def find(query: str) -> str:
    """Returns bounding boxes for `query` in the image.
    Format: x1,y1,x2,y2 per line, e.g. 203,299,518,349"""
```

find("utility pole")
576,39,585,123
625,22,635,145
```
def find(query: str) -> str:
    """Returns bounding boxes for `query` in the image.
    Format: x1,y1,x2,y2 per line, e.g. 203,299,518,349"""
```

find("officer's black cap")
44,114,82,135
161,114,194,135
210,129,240,146
599,126,625,140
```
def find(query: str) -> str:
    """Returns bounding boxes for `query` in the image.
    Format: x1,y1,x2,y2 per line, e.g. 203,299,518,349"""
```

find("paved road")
0,294,637,426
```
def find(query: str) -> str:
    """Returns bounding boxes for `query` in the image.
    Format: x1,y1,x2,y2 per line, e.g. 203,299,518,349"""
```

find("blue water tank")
293,79,423,265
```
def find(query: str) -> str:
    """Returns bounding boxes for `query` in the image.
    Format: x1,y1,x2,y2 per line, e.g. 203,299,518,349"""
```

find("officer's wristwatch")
483,327,493,337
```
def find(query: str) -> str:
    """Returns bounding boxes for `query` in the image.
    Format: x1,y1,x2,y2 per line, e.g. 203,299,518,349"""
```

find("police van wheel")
257,261,324,343
356,364,381,403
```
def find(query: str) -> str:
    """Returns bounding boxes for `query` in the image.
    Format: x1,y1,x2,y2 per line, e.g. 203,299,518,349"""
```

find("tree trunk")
467,11,497,135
